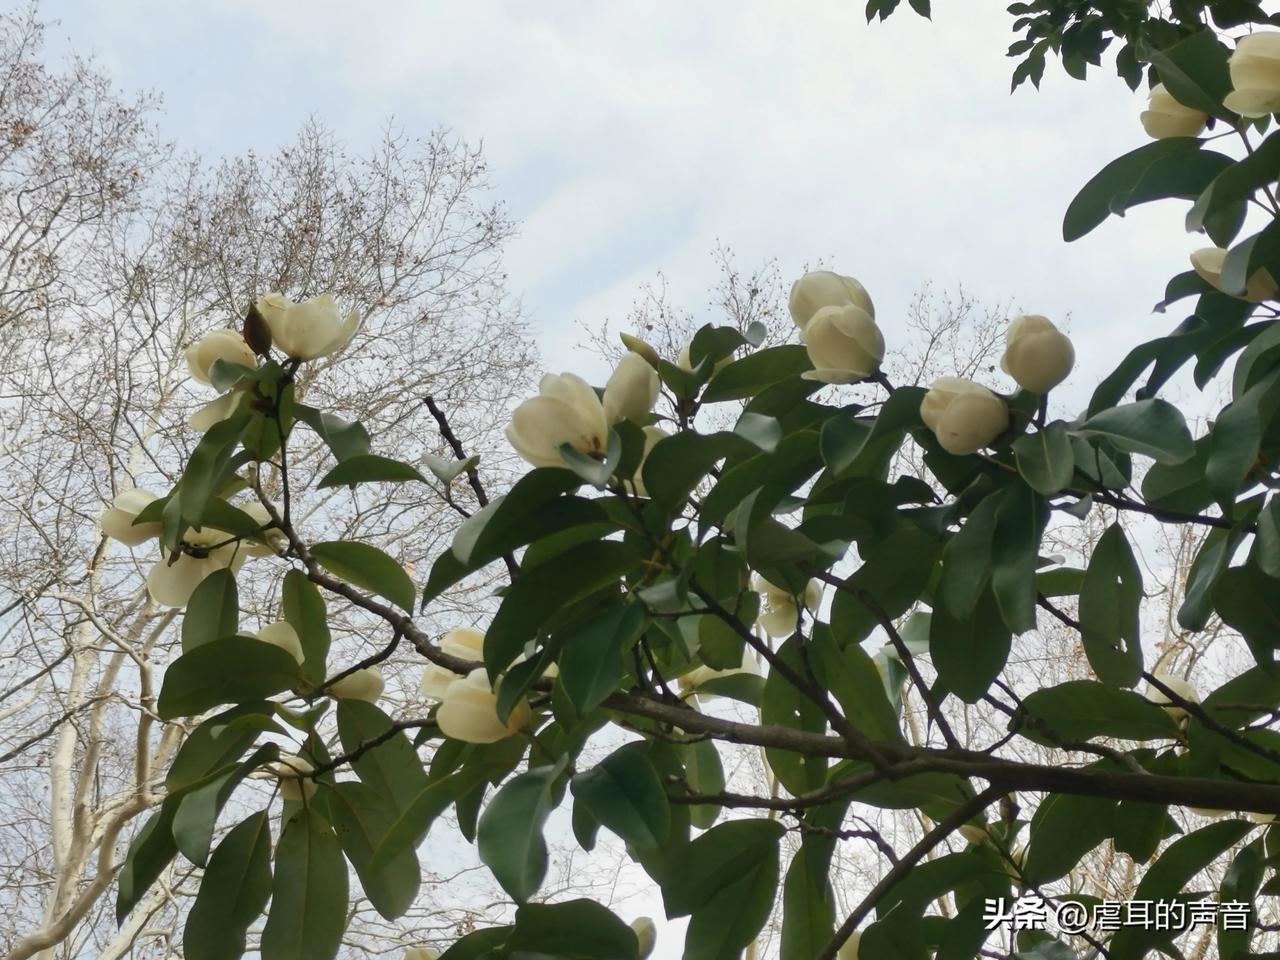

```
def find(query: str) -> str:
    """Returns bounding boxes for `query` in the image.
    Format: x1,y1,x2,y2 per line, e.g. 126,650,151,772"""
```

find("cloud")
45,0,1199,403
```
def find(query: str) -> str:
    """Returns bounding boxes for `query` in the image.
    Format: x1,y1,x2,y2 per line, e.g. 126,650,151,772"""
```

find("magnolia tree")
93,17,1280,960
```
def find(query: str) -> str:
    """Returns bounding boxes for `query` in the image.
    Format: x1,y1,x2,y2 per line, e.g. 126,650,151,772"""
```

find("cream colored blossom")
789,270,875,330
603,352,660,424
100,489,162,546
920,377,1009,455
436,668,531,743
1225,33,1280,117
256,291,361,361
256,621,304,664
801,303,884,383
185,329,258,386
1190,246,1278,302
328,666,384,702
506,373,609,469
1140,83,1208,138
1001,315,1074,394
753,573,822,638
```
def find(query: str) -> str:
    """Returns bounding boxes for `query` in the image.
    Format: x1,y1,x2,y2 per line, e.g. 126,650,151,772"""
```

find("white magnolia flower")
920,377,1009,455
267,754,316,802
256,621,304,664
506,372,609,469
619,333,661,367
185,329,258,386
239,500,287,557
753,573,822,638
958,824,988,845
1001,315,1074,394
256,291,361,361
420,627,485,701
1140,83,1208,139
1190,246,1278,303
189,391,245,433
328,666,384,703
679,651,760,701
146,528,245,608
1148,671,1199,723
630,918,656,960
628,425,669,498
100,489,162,546
837,932,862,960
676,341,732,375
602,352,660,425
1225,32,1280,118
403,949,440,960
789,270,875,330
436,668,531,744
801,303,884,383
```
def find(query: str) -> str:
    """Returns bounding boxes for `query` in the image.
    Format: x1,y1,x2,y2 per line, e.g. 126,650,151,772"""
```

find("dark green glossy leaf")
182,569,239,652
260,809,349,960
477,763,563,902
317,453,426,489
183,812,272,960
158,638,302,720
310,540,415,612
1078,524,1144,687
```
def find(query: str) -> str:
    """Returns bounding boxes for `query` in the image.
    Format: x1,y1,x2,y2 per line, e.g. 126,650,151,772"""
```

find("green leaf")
571,745,671,854
1148,29,1233,117
317,453,427,489
1177,524,1240,630
1253,495,1280,578
672,820,783,960
938,492,1000,619
1076,399,1195,464
1078,524,1144,687
485,539,635,677
182,569,239,652
1064,137,1203,241
260,809,349,960
559,603,646,713
780,804,847,960
337,699,429,807
370,763,500,870
173,745,277,866
1109,820,1252,958
310,540,415,612
820,387,926,477
1013,423,1074,495
444,468,587,563
158,638,302,720
422,452,479,486
809,624,904,742
1189,129,1280,232
183,812,272,960
642,429,766,508
703,344,814,402
1214,563,1280,664
506,900,640,960
830,526,942,644
1219,839,1266,960
116,799,180,923
1018,680,1178,745
438,928,513,960
283,570,330,687
326,781,420,920
680,739,726,830
166,704,279,792
1023,791,1119,885
990,482,1046,635
294,403,371,462
931,590,1011,704
477,763,563,902
761,636,829,794
178,413,253,530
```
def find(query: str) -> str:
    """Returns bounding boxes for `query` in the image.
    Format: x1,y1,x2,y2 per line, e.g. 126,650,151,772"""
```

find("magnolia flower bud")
239,501,287,557
1248,810,1276,824
437,668,531,744
837,932,861,960
920,377,1009,456
1140,83,1208,139
147,541,245,608
679,652,760,701
753,574,822,638
100,489,162,545
1224,33,1280,118
1000,315,1074,394
268,754,315,802
420,627,485,701
1148,671,1198,723
603,353,659,425
676,341,732,375
630,918,657,960
789,270,875,330
506,372,609,469
628,425,669,498
184,329,258,387
328,666,384,702
404,949,439,960
256,292,361,361
801,304,884,383
619,333,661,368
958,824,988,845
189,391,245,433
256,621,304,664
1190,246,1278,302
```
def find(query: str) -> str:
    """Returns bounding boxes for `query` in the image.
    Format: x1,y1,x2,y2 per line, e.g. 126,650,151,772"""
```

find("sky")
36,2,1217,956
43,0,1202,410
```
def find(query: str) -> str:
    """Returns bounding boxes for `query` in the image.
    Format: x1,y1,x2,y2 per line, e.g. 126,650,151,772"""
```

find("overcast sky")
44,0,1201,412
